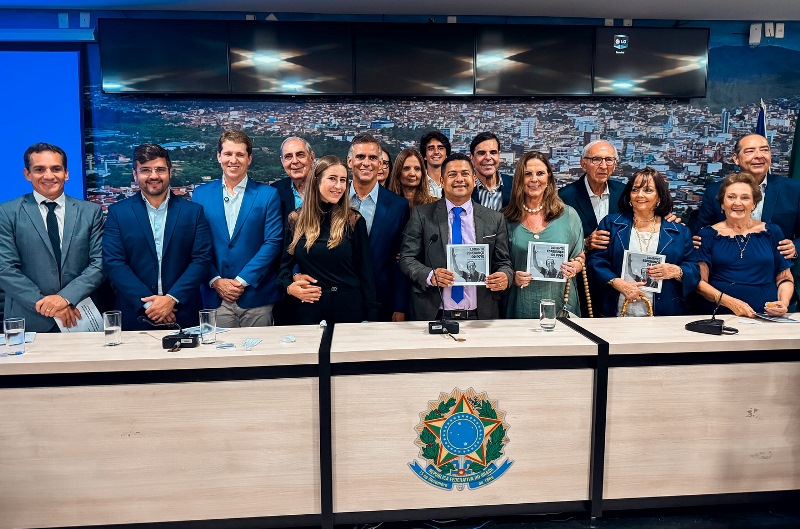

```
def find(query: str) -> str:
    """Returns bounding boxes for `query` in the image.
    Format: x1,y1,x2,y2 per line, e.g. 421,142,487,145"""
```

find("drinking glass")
539,299,557,331
199,309,217,345
103,310,122,346
3,317,25,355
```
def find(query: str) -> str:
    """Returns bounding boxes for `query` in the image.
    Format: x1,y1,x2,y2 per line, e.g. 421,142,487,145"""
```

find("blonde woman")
278,155,377,323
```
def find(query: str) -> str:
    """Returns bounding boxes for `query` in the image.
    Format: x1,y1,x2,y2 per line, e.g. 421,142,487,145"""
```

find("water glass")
103,310,122,346
199,309,217,345
3,317,25,356
539,299,557,332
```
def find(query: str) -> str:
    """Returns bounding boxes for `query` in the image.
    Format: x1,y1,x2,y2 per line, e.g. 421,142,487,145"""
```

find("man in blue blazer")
103,144,211,331
271,136,315,223
559,140,626,317
192,131,283,327
0,143,105,332
348,133,410,321
695,133,799,260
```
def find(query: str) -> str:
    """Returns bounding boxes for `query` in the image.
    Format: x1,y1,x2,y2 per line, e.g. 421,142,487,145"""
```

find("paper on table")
55,298,103,332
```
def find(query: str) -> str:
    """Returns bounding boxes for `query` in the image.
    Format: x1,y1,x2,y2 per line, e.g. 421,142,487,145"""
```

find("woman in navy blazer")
587,168,699,317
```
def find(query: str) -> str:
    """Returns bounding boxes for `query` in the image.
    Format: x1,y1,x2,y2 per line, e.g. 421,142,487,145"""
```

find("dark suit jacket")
559,174,627,238
586,212,700,317
399,199,513,320
271,176,299,224
696,174,800,251
192,178,283,309
559,174,626,316
0,194,105,332
471,172,513,210
368,185,410,320
102,192,212,331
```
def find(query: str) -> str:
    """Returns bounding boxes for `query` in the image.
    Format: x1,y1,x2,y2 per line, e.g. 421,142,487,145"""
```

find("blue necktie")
451,206,464,303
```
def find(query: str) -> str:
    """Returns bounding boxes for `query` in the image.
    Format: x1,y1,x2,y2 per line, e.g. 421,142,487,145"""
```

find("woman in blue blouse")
695,172,793,317
587,167,699,316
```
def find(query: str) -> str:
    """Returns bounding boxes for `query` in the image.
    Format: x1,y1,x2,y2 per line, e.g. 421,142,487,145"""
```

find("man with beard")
419,130,451,199
103,144,211,331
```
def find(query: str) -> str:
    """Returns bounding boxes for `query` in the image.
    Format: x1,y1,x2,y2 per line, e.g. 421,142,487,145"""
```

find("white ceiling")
2,0,800,22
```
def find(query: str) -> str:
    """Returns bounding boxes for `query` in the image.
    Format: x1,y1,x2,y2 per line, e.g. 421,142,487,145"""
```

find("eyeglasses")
381,160,390,167
583,157,617,166
137,167,169,176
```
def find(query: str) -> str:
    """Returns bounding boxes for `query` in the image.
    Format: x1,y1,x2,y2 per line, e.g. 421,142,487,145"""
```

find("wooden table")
328,320,598,523
574,315,800,509
0,326,324,529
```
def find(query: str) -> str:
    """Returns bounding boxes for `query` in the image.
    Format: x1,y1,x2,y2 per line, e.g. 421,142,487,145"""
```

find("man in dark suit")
271,136,315,222
400,153,513,321
103,144,211,331
559,140,626,252
695,133,799,260
559,140,625,317
469,131,513,211
347,132,410,321
0,143,105,332
192,131,283,327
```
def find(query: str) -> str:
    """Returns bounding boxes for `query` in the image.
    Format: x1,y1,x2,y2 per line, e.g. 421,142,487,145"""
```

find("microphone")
685,289,738,335
137,316,200,349
426,233,460,335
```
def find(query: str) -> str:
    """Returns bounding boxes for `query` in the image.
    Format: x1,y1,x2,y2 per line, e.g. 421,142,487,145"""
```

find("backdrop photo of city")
83,22,800,220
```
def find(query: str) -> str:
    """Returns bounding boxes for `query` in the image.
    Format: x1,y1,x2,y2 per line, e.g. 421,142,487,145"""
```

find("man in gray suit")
0,143,105,332
400,153,512,321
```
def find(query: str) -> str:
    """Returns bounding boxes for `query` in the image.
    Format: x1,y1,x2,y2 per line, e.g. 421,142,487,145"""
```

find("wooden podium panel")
332,369,593,513
574,314,800,355
0,377,320,529
331,320,597,363
0,326,323,375
604,362,800,499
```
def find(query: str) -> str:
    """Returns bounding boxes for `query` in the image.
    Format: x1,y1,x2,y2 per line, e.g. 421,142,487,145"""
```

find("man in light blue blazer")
0,143,105,332
103,144,211,331
192,131,283,327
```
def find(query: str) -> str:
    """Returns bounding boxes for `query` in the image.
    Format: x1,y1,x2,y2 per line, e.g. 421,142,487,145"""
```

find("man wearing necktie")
400,152,513,321
0,143,105,332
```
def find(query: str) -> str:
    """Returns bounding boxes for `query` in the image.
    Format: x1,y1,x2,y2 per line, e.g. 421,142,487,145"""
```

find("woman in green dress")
503,151,585,318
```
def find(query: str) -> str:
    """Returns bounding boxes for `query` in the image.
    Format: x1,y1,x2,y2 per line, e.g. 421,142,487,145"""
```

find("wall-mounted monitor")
99,19,229,94
593,27,709,97
476,25,594,96
354,24,474,96
229,22,353,95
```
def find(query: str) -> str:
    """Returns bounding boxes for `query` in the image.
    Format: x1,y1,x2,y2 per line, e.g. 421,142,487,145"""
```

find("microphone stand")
425,233,460,335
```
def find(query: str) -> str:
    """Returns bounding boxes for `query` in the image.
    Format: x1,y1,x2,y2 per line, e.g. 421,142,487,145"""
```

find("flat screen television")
99,19,229,94
593,27,709,97
476,25,594,95
229,22,353,95
354,24,474,96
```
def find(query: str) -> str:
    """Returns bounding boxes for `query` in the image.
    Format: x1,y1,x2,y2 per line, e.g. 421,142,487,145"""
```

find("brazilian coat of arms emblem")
409,387,513,490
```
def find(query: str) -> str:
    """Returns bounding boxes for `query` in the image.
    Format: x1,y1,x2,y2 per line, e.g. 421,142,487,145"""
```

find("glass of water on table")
103,310,122,346
3,317,25,355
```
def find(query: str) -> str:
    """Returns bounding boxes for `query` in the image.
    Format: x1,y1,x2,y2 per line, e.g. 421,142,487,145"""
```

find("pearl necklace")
522,203,544,214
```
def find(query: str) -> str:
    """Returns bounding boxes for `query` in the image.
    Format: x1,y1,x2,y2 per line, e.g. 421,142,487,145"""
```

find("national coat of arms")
408,387,513,490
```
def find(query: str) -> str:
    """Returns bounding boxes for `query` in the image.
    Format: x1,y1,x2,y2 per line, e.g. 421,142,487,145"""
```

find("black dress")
278,205,378,324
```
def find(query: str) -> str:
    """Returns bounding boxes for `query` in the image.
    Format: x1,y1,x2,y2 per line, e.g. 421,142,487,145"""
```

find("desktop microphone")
137,316,200,349
685,290,738,335
426,233,460,335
